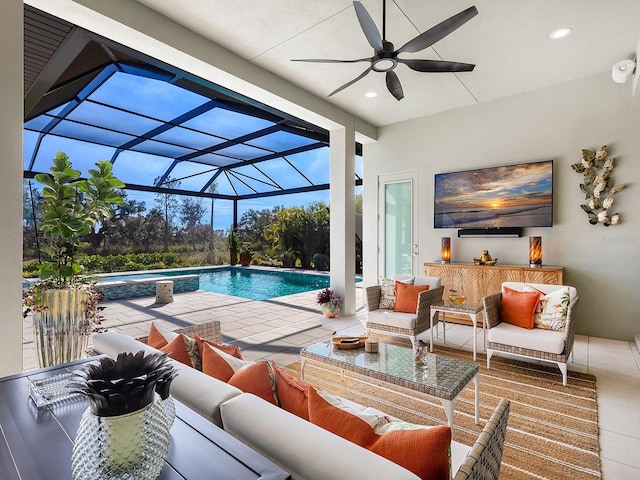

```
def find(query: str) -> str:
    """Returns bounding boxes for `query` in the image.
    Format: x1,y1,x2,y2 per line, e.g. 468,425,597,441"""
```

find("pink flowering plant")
316,288,344,308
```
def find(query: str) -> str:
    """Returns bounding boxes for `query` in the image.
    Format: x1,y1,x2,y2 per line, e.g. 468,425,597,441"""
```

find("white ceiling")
135,0,640,127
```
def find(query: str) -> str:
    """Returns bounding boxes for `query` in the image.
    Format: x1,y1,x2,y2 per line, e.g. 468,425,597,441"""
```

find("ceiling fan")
292,1,478,101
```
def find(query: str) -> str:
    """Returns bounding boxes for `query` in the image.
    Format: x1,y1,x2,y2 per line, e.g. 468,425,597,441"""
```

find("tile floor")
22,286,640,479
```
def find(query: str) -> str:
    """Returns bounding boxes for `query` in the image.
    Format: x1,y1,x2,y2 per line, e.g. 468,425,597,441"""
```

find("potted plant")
316,288,344,318
238,243,253,267
227,228,240,265
23,152,125,367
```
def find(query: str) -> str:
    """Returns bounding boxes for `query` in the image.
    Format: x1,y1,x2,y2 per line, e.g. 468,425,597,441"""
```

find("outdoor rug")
285,341,600,480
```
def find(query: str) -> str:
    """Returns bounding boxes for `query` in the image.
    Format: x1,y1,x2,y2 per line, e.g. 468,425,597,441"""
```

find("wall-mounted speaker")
457,227,522,238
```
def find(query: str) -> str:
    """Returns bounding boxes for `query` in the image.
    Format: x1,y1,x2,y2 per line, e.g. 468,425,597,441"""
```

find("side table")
430,301,485,361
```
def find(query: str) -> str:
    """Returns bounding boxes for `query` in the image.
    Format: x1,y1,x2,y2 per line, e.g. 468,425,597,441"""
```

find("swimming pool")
98,267,360,301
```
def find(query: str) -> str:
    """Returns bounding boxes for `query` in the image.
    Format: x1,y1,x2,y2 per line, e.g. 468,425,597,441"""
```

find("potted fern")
23,152,125,367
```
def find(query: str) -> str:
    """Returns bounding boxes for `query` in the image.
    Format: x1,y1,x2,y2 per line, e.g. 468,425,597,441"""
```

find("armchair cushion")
500,287,539,329
524,285,571,331
366,310,418,330
393,283,430,313
379,276,414,309
487,322,565,354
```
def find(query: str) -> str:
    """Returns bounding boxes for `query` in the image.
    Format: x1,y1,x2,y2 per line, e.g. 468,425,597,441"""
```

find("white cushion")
488,322,565,354
366,309,417,329
393,275,441,289
502,282,577,301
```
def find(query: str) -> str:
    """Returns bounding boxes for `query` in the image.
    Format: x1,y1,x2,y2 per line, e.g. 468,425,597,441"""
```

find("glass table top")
301,340,478,400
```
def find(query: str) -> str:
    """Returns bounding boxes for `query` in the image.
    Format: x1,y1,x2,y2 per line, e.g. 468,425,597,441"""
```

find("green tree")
179,196,205,250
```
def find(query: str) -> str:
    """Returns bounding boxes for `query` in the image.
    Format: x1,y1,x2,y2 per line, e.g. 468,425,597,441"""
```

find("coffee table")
301,340,479,428
430,301,485,361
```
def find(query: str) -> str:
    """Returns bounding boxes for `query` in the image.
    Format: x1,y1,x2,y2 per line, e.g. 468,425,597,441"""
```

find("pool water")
99,267,358,301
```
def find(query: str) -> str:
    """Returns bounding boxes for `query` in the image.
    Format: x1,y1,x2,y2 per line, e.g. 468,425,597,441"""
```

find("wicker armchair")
453,398,510,480
365,275,444,349
483,282,579,386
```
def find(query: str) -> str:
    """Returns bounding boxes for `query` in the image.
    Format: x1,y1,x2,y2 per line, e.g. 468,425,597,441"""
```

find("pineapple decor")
68,351,177,480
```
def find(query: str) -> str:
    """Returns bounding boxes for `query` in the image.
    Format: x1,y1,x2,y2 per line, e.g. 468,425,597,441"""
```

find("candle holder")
529,236,542,267
440,237,451,263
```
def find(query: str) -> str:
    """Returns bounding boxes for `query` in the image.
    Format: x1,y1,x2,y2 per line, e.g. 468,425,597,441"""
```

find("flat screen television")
434,160,553,229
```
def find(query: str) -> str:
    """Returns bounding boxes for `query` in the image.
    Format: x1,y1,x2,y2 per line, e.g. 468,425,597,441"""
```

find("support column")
329,116,356,315
0,0,25,375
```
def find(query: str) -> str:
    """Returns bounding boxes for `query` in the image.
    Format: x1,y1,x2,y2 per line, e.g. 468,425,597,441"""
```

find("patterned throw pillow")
148,322,201,370
524,285,571,331
378,276,414,309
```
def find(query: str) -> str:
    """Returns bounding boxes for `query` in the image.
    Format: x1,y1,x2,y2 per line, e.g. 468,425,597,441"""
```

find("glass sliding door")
378,172,419,277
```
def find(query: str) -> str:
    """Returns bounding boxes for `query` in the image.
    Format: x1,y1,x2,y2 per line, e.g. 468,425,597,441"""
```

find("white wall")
0,0,25,375
364,72,640,341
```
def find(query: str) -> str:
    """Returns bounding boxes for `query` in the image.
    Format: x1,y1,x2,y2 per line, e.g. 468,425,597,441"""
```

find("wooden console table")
424,262,563,324
0,359,289,480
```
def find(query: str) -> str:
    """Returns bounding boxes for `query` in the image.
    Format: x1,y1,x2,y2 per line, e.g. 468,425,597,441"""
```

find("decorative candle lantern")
441,237,451,263
529,236,542,267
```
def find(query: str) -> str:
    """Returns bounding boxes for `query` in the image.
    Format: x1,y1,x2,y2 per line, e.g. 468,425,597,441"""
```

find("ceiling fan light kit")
292,1,478,101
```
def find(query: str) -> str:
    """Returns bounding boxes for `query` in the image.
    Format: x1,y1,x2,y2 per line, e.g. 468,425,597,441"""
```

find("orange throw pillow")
148,322,171,349
500,286,540,329
273,364,311,420
201,342,248,382
393,282,430,313
159,335,193,367
370,425,451,480
194,334,243,360
308,388,451,479
228,361,279,406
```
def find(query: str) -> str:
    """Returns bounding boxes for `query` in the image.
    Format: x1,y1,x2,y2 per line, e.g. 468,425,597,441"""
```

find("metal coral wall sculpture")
571,145,626,226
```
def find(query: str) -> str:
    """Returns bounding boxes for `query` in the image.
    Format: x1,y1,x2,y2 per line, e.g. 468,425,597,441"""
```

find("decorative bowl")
448,294,466,305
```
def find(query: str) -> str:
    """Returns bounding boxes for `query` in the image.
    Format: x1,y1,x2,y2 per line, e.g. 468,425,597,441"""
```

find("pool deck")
22,286,369,371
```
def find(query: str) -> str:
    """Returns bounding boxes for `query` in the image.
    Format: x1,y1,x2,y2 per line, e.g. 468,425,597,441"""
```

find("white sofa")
93,330,508,480
482,282,579,386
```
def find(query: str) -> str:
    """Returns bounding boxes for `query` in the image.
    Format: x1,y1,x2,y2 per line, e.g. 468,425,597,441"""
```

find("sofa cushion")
202,342,250,381
194,334,244,360
500,286,539,329
366,309,417,330
159,334,196,367
488,322,565,354
220,393,421,480
393,283,429,314
523,285,571,331
308,388,451,480
148,322,200,369
379,276,414,309
228,361,279,406
273,364,311,420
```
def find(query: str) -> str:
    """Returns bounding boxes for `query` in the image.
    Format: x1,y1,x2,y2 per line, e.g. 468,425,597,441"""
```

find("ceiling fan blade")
396,6,478,54
398,58,475,73
327,67,372,97
385,71,404,101
353,1,383,53
291,57,371,64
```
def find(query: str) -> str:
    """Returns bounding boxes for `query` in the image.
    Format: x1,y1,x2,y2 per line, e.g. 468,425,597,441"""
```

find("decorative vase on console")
68,351,177,480
316,288,344,318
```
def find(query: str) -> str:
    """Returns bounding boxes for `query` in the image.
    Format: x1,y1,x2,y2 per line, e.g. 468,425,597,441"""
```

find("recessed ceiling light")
364,91,378,98
549,28,572,40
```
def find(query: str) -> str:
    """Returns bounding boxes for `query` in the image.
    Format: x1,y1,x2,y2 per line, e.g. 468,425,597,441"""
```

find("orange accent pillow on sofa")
500,286,540,329
308,388,451,479
159,335,194,367
273,364,311,420
393,282,430,314
194,334,243,360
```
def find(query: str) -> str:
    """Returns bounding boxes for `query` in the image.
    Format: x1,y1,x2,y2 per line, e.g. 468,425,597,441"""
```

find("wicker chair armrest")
415,286,445,331
482,292,502,329
562,295,579,355
365,285,382,311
